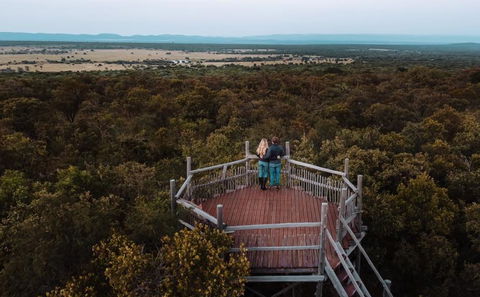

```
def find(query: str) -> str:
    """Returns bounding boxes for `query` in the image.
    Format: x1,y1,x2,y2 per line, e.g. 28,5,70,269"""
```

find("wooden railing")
170,141,363,237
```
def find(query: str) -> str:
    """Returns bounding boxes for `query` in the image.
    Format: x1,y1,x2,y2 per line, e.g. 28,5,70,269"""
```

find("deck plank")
201,187,340,272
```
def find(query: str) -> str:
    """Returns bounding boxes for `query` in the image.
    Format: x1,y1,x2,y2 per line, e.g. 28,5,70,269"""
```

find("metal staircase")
324,218,393,297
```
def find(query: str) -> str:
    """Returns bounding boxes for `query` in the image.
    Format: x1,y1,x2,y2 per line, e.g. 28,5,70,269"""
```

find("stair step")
337,269,349,283
345,282,357,297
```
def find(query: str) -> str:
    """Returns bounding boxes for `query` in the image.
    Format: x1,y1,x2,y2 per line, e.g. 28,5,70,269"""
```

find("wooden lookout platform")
170,141,394,297
200,187,345,273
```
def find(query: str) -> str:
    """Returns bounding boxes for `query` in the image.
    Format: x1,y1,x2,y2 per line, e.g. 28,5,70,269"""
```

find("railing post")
316,202,328,297
357,175,363,229
245,141,250,186
344,158,349,179
186,156,192,176
336,188,347,242
355,175,364,274
285,141,291,187
186,156,192,197
217,204,224,230
170,179,176,215
383,279,392,297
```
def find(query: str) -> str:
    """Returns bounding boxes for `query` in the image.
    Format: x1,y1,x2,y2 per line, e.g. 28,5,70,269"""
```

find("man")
264,136,285,189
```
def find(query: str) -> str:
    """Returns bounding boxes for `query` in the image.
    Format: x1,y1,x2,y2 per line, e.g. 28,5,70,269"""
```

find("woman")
256,138,269,190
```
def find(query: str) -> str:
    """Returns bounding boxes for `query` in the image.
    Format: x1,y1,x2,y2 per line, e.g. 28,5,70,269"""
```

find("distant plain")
0,46,353,72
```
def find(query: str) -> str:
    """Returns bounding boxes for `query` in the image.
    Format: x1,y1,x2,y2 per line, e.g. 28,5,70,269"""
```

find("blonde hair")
256,138,269,158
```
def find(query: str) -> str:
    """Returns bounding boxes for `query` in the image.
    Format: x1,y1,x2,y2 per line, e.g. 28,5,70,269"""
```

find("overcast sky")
1,0,479,36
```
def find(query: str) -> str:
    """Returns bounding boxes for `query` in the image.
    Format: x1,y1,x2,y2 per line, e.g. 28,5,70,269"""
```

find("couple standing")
256,136,285,190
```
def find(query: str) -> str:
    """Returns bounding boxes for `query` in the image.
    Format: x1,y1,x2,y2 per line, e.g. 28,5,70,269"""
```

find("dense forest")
1,62,480,297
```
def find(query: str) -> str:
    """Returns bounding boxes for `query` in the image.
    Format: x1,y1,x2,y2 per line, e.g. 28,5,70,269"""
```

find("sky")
1,0,479,36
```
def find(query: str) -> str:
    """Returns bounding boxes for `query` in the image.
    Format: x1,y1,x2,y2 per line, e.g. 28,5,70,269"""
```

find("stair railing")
340,216,394,297
326,229,367,297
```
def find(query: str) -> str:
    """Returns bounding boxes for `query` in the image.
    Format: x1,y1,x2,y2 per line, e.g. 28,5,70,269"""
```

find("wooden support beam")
357,174,363,229
318,202,328,274
272,283,300,297
186,156,192,196
225,222,321,231
178,219,194,230
186,156,192,176
245,141,250,186
285,141,291,187
356,174,364,274
174,175,192,199
246,275,325,282
246,286,267,297
217,204,224,230
230,245,321,252
316,202,328,297
344,158,349,178
383,280,392,297
221,165,227,180
336,188,347,242
169,179,176,215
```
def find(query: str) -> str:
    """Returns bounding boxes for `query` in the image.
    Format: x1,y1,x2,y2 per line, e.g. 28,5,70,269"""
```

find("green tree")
0,192,123,297
92,234,156,297
368,174,458,297
161,224,249,297
52,78,91,123
0,132,46,174
292,135,317,163
0,97,48,137
0,170,31,217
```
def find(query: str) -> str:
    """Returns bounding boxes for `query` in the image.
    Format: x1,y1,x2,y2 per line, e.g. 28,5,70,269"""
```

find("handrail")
175,174,192,199
191,172,248,189
345,193,357,205
325,261,349,297
288,159,346,176
190,158,248,174
342,176,357,192
326,229,366,297
225,222,321,232
289,173,343,190
230,245,321,252
177,199,218,225
340,216,394,297
247,154,290,160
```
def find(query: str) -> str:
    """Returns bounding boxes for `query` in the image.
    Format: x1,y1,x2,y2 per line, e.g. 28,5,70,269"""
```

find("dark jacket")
257,148,270,162
264,144,285,163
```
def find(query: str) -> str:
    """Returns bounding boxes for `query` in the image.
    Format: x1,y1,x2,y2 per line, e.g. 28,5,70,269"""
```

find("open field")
0,46,353,72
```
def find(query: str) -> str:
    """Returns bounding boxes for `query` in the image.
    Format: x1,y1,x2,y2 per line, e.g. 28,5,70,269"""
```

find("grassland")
0,46,353,72
0,40,479,72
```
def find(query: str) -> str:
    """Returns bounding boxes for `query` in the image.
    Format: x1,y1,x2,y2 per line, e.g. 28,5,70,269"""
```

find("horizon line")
2,32,480,38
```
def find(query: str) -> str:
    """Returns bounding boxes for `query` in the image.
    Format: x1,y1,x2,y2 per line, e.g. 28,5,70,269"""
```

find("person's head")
272,136,280,144
256,138,269,158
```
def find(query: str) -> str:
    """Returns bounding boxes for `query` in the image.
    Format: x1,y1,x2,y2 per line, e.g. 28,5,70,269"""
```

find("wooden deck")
200,187,345,273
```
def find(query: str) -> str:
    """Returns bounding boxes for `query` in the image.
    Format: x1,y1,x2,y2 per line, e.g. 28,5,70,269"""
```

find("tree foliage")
45,226,248,297
1,64,479,297
161,224,249,297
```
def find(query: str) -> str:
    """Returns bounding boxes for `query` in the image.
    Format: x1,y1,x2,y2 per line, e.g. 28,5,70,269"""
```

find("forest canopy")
0,63,480,297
